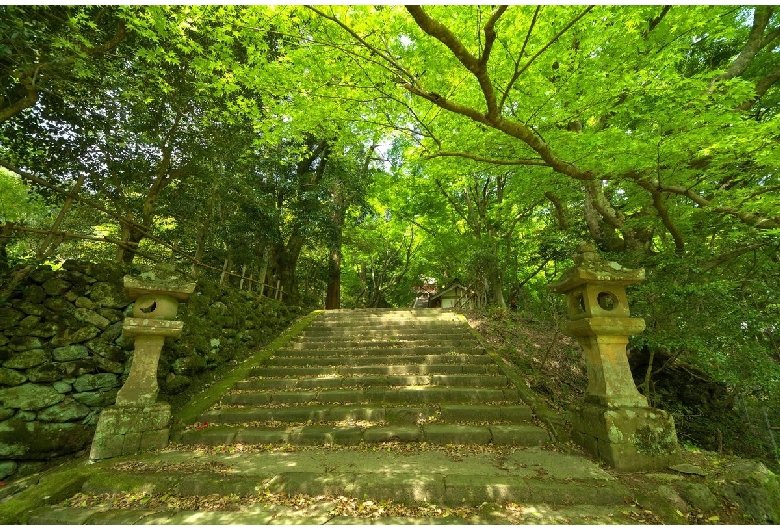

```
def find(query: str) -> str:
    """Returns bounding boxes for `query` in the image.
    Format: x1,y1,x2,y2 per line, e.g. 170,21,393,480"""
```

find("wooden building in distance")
428,280,476,310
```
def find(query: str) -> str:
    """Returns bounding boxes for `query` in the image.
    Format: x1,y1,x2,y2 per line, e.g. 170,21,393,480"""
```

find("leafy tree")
1,4,777,399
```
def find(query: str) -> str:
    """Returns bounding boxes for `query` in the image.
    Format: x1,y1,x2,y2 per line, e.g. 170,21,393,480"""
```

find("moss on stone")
634,424,678,456
170,309,323,431
0,463,93,524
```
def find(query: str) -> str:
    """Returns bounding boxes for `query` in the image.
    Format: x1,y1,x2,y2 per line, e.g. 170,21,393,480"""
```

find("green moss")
170,310,323,430
634,424,678,456
0,463,93,524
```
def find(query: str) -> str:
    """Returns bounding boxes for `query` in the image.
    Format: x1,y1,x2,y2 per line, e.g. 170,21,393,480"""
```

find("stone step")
316,309,460,319
251,363,502,378
177,423,550,447
197,404,533,425
287,338,478,350
265,353,491,367
276,346,485,357
301,326,474,340
28,501,634,526
221,387,521,407
234,374,512,391
307,313,464,324
307,320,468,333
44,446,626,517
306,319,468,333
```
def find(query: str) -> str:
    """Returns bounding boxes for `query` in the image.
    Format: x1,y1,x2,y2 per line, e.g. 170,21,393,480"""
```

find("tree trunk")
488,265,506,308
36,174,85,260
325,245,341,309
268,234,305,304
191,214,212,276
257,244,269,296
325,200,346,309
114,116,182,264
0,223,13,272
120,227,144,264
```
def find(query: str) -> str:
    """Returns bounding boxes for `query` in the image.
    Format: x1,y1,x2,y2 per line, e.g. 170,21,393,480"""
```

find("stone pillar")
548,243,680,471
90,269,195,461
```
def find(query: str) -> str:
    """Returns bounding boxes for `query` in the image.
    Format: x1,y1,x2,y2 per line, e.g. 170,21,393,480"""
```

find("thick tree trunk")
325,199,346,309
487,263,506,309
268,234,305,304
325,246,341,309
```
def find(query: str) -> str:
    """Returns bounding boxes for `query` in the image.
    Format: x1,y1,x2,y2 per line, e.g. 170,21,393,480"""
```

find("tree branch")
500,5,594,110
402,82,595,180
0,79,39,124
648,5,672,33
36,173,86,260
479,6,508,68
306,6,417,84
712,6,773,85
545,191,570,230
2,18,127,124
434,178,469,224
702,242,769,271
586,180,624,229
0,160,201,260
760,26,780,49
637,180,685,254
517,259,550,289
406,5,501,118
424,151,549,167
736,62,780,111
499,5,540,111
655,181,780,229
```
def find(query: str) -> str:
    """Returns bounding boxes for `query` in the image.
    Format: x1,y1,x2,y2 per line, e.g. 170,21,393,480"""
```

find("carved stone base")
89,403,171,461
571,402,681,471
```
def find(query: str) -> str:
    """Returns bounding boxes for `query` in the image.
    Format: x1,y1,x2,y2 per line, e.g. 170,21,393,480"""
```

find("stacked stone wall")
0,260,304,481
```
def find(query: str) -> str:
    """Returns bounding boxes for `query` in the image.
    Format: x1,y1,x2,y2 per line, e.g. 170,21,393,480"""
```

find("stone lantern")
90,267,195,461
548,243,679,471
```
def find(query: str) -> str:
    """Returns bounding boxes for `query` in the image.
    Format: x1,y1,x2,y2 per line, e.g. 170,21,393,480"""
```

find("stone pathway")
5,309,773,524
177,309,550,448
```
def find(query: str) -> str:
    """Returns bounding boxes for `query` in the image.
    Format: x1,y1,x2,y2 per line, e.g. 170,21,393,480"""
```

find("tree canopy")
1,5,779,396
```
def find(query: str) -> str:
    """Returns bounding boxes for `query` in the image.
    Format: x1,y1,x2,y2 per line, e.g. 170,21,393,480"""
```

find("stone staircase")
17,309,649,525
177,309,549,448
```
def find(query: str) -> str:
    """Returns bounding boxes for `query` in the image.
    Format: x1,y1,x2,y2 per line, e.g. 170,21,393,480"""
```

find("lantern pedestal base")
570,402,681,471
89,403,171,461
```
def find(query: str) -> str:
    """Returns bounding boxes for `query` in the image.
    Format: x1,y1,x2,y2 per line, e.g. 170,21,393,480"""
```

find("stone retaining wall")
0,260,304,481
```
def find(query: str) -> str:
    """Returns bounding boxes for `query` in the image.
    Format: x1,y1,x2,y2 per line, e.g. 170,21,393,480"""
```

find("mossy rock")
28,265,55,285
163,373,192,394
713,461,780,524
84,262,127,283
0,420,93,460
20,285,46,304
172,355,207,376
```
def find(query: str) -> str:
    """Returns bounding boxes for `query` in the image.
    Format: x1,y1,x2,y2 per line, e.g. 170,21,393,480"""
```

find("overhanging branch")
425,151,549,167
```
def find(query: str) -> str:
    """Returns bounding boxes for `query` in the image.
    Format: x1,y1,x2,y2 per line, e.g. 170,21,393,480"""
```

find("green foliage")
0,5,778,404
629,248,780,397
0,168,48,224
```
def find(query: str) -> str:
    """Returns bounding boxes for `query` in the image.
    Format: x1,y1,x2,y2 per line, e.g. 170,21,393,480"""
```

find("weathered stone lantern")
90,267,195,461
548,243,680,470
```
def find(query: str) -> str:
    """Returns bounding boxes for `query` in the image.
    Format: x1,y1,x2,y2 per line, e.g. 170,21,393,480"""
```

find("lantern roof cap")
123,265,196,301
547,242,644,293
